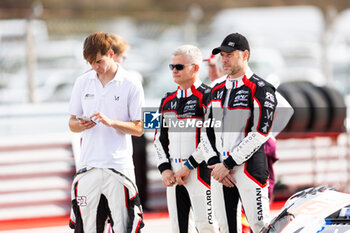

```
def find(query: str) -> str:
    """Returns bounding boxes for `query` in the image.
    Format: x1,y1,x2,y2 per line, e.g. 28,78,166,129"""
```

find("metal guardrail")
0,138,74,221
274,133,350,197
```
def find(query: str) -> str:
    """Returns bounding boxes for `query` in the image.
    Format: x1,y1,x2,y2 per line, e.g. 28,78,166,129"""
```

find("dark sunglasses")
169,64,195,71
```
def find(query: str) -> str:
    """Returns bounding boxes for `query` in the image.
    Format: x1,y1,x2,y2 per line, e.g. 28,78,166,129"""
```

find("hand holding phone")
76,115,92,122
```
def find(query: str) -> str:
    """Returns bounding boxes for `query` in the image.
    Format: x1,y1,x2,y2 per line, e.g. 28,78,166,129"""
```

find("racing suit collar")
176,79,202,98
225,67,253,90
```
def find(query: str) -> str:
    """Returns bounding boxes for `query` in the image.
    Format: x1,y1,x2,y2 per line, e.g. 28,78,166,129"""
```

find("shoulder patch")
257,81,265,87
163,91,176,99
204,88,211,94
249,74,276,91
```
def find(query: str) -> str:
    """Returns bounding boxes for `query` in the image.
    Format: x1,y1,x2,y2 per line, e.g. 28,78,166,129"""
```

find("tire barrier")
277,81,346,137
318,86,347,132
278,84,310,132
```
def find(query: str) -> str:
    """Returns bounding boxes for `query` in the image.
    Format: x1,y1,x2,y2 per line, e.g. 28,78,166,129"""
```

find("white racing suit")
69,167,144,233
189,72,277,233
154,80,218,233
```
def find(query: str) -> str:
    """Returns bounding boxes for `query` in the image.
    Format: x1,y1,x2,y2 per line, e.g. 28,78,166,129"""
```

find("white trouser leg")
211,178,242,233
76,169,103,233
234,165,270,233
186,170,219,233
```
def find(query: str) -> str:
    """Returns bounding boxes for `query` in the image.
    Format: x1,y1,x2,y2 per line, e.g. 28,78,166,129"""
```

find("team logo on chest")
170,101,177,110
183,99,197,113
83,93,95,100
231,90,249,107
216,91,224,99
184,104,196,113
186,100,197,105
234,94,248,102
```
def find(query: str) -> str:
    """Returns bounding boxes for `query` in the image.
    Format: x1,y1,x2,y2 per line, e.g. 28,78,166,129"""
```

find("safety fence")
273,133,350,198
144,132,350,210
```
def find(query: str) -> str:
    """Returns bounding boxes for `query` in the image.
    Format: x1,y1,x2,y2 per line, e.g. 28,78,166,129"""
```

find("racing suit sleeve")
223,85,277,169
154,97,172,173
188,91,221,168
270,92,294,138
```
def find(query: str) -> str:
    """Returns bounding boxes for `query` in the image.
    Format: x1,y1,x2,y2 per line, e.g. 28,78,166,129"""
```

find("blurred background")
1,0,350,231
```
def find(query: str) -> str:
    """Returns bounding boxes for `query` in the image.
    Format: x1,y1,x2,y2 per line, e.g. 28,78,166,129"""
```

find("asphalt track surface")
0,216,171,233
0,204,284,233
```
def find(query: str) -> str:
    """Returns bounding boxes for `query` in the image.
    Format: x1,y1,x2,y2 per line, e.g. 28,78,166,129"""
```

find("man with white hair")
154,45,218,233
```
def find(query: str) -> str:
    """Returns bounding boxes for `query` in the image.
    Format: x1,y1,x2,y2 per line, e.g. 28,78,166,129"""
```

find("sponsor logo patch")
256,188,263,221
264,101,275,109
83,93,95,100
228,42,235,47
257,81,265,87
265,92,275,103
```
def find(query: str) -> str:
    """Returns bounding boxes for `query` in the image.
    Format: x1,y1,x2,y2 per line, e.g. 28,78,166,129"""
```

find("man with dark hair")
208,32,276,233
68,32,144,233
178,33,277,233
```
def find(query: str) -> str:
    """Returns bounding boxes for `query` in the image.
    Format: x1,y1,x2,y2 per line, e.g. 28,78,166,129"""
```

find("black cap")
212,33,250,55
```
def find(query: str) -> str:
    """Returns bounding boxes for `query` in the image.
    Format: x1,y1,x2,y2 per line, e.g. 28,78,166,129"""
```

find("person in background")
203,54,225,87
68,32,144,233
110,33,129,64
110,33,148,209
155,44,218,233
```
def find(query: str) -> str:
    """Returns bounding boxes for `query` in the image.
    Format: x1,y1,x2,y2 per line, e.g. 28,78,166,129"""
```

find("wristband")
208,156,220,166
223,160,231,170
188,156,199,168
158,162,172,174
223,155,237,170
184,160,194,170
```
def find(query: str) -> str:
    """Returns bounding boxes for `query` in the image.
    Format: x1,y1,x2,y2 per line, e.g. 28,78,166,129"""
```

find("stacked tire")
277,81,346,137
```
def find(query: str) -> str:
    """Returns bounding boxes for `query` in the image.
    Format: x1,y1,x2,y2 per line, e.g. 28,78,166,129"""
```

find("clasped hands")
208,163,235,188
162,163,235,188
